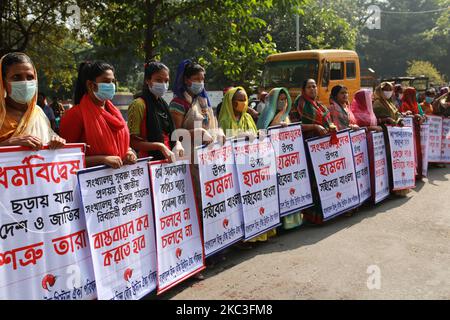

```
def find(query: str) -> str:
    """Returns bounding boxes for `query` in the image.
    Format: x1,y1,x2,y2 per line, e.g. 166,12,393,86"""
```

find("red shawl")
67,94,130,158
400,87,419,115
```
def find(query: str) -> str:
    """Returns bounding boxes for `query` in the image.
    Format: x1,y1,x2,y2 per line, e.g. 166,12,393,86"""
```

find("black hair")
143,61,169,93
331,85,347,100
38,92,46,99
184,62,205,79
73,61,114,105
144,61,169,80
1,52,34,79
302,79,316,90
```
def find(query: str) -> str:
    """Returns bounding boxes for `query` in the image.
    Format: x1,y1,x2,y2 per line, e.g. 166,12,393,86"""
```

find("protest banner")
196,141,244,257
0,145,96,300
386,126,416,190
233,137,281,240
268,123,313,216
77,159,157,300
148,160,205,294
441,118,450,163
368,132,390,204
350,129,371,203
306,130,360,220
420,124,430,177
427,115,443,163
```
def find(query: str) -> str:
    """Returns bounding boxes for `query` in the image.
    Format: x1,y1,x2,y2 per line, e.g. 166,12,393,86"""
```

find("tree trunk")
144,0,157,61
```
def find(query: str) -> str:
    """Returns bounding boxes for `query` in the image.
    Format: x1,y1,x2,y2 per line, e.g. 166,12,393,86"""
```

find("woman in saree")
328,85,359,131
219,86,276,243
0,52,65,149
60,61,137,168
257,87,302,230
400,87,426,179
291,79,338,224
373,82,412,195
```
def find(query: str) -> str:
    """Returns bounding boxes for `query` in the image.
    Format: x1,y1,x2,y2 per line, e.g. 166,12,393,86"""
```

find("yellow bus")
262,50,361,106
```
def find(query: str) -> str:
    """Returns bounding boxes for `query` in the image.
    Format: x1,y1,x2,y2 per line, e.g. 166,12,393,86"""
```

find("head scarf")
400,87,419,115
350,89,377,127
0,53,54,143
173,59,211,107
373,81,400,121
257,87,291,129
218,86,257,137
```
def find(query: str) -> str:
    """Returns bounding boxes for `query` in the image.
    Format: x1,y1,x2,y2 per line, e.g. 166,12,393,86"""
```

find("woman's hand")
202,129,214,145
6,135,43,150
172,141,185,160
350,124,360,131
104,156,123,169
280,121,288,128
48,135,66,150
160,144,176,163
124,149,138,165
315,124,328,136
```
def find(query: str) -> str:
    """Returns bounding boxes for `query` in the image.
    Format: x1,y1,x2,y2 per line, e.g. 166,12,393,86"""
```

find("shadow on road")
146,167,449,300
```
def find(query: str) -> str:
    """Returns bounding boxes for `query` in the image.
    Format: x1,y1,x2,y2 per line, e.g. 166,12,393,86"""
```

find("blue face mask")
94,82,116,101
425,97,434,104
9,80,37,104
149,82,168,98
188,82,204,95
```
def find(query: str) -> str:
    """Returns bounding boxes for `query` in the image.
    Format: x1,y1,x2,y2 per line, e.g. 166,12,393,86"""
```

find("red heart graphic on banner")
124,268,133,282
289,188,296,196
42,274,57,292
176,248,182,259
402,172,406,177
336,192,342,199
259,207,265,215
223,218,229,229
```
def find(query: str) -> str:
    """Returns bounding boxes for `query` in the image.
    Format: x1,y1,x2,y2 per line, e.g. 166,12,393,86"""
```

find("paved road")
156,166,450,300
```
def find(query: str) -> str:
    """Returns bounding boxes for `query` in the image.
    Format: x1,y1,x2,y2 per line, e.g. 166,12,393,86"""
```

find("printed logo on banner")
0,145,97,300
233,137,281,240
427,115,443,163
350,129,371,203
148,160,205,294
420,124,430,177
77,159,157,300
306,130,360,220
196,141,244,257
387,126,416,191
268,124,313,216
369,132,390,204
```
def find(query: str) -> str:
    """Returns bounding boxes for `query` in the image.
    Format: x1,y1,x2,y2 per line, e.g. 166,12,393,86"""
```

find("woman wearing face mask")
219,87,275,243
257,88,303,230
420,88,436,115
291,79,335,139
127,61,183,162
169,60,221,146
394,84,404,109
60,61,136,169
0,52,65,149
373,82,404,126
218,87,257,138
328,85,359,131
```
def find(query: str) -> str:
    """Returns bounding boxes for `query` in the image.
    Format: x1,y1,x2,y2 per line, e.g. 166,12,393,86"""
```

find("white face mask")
383,91,393,99
398,94,403,100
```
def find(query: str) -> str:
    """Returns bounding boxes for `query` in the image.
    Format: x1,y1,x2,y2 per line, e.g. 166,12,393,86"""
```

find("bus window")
263,60,319,88
346,61,356,79
330,62,344,80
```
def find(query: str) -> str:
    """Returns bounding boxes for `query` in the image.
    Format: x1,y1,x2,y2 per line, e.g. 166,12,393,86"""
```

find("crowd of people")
1,52,450,255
